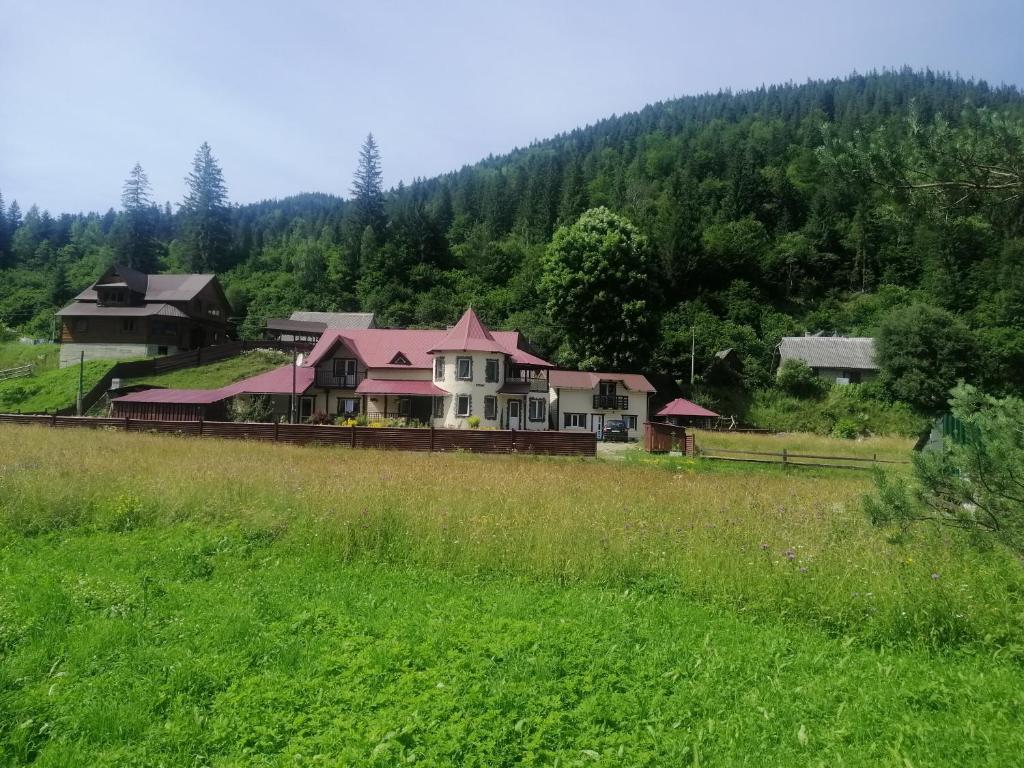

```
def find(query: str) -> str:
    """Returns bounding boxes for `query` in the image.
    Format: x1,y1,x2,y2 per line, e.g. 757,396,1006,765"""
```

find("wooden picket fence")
0,413,597,457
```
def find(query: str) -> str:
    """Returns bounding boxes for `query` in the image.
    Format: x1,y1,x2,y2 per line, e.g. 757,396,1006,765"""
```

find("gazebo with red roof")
655,397,720,429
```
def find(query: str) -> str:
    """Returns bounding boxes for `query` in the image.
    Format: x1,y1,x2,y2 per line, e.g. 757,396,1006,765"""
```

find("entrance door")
592,413,604,440
508,400,521,429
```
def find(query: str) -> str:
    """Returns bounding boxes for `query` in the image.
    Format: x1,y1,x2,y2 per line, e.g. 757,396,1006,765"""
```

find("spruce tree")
7,200,21,232
117,163,158,271
180,142,231,272
350,133,385,234
0,190,7,266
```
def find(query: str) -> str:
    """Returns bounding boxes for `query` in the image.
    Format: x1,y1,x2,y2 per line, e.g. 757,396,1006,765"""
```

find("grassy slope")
1,426,1021,764
122,350,290,390
0,360,113,413
0,342,59,373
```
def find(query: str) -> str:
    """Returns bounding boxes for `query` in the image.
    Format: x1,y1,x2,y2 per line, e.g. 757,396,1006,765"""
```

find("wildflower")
784,548,796,561
931,572,940,581
760,542,769,551
799,567,808,574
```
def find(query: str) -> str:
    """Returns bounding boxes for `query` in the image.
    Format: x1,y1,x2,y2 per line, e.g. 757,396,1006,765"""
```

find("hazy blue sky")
2,0,1022,213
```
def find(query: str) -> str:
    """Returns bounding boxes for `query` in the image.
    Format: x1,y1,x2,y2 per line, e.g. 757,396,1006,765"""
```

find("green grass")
0,360,113,413
691,429,915,465
1,425,1022,764
747,387,928,438
123,349,290,390
0,342,59,373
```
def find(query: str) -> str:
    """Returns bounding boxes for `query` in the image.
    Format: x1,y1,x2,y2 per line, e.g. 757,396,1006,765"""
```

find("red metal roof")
549,370,656,393
428,308,505,353
111,388,225,404
656,398,719,418
354,379,448,396
218,365,315,397
112,364,315,406
304,322,552,370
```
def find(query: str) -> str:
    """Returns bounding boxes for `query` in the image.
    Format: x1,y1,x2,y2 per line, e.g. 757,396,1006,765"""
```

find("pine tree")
180,142,231,272
7,199,21,232
350,133,385,234
0,190,8,266
117,163,158,271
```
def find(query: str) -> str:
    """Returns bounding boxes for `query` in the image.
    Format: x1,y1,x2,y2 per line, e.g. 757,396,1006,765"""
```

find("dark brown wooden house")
56,264,232,367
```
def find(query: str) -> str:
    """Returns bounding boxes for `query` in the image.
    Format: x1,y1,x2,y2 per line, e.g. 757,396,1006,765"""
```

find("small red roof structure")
428,308,505,354
354,379,448,396
112,364,315,406
656,398,719,418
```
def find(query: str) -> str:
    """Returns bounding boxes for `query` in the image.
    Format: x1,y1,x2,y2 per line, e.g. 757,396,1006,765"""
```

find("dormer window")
390,352,411,366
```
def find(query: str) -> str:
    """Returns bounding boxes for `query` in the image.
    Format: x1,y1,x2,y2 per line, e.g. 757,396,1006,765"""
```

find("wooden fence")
0,364,33,381
0,413,597,457
695,446,910,470
54,339,309,417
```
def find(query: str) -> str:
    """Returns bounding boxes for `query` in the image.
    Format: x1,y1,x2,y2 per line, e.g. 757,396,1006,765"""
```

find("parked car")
603,419,628,442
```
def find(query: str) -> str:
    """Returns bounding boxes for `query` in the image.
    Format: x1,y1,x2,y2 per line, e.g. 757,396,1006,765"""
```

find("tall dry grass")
0,424,1019,649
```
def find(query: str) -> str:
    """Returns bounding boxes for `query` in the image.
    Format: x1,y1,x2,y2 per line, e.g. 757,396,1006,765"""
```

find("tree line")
1,68,1022,415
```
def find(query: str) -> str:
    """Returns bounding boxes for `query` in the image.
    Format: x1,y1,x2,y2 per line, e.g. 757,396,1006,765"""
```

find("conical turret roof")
428,308,505,353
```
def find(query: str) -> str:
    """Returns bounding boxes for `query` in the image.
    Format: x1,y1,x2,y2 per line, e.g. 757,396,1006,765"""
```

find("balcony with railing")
593,394,629,410
314,368,362,389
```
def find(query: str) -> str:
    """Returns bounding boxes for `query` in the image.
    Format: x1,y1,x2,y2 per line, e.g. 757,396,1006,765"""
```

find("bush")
307,411,330,425
228,395,273,423
775,359,826,398
467,415,481,429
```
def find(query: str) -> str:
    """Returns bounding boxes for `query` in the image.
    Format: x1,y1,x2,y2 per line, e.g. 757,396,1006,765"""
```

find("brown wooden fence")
694,446,910,470
0,413,597,457
644,422,696,455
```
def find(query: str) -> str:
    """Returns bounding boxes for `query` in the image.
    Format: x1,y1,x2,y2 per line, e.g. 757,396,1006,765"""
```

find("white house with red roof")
299,308,553,428
549,370,656,441
112,308,658,436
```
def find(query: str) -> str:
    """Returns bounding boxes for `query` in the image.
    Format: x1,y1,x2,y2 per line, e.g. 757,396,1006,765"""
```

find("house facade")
548,370,655,441
776,336,878,384
300,308,553,429
57,264,232,367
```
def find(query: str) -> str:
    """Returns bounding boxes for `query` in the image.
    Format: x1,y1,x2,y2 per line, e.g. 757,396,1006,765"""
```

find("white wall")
432,351,506,428
59,342,178,368
550,387,647,440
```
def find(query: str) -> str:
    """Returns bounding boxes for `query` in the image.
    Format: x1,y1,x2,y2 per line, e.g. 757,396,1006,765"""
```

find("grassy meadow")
691,430,916,465
0,359,115,414
0,343,59,374
1,425,1022,764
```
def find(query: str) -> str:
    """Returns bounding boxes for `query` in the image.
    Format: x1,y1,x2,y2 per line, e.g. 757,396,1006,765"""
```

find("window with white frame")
564,412,586,428
456,394,472,417
484,395,497,420
485,358,499,383
433,396,444,418
434,356,445,381
528,397,546,422
456,357,472,381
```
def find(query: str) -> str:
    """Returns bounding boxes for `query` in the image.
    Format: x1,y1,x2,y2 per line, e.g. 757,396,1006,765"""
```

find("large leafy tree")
180,142,231,272
875,303,976,413
541,207,657,370
116,163,158,271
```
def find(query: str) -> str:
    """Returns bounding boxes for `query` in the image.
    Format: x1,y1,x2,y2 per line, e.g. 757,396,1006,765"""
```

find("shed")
655,398,720,429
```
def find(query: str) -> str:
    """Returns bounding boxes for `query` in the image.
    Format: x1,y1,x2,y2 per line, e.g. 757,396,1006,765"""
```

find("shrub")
775,359,825,398
307,411,330,425
228,395,273,423
467,415,481,429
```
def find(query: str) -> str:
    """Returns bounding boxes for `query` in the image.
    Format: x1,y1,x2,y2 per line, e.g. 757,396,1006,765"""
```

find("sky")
1,0,1022,214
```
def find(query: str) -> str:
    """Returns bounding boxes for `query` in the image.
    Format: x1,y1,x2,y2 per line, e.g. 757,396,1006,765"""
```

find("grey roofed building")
263,311,376,343
776,335,877,383
289,311,376,328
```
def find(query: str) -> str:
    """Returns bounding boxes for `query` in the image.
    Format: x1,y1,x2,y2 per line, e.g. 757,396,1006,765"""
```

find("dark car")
602,419,629,442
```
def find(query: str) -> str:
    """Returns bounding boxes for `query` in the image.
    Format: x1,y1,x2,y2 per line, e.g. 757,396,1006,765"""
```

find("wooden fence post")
429,425,435,452
351,425,356,448
273,421,279,442
782,448,788,465
198,417,204,437
124,416,130,431
51,413,57,428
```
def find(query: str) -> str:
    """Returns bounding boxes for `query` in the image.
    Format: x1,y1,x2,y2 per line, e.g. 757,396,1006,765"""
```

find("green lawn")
0,342,59,373
1,425,1021,765
0,359,113,413
122,349,290,390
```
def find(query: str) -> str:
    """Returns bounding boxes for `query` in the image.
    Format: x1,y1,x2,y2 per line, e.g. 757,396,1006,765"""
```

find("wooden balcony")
314,370,361,388
593,394,629,410
504,376,549,392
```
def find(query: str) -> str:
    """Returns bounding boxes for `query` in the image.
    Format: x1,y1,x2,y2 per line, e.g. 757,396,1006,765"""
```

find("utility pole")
690,327,695,387
76,351,84,416
290,347,297,424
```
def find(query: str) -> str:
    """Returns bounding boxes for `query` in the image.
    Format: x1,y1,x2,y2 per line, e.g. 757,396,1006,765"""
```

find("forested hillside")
2,69,1022,407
